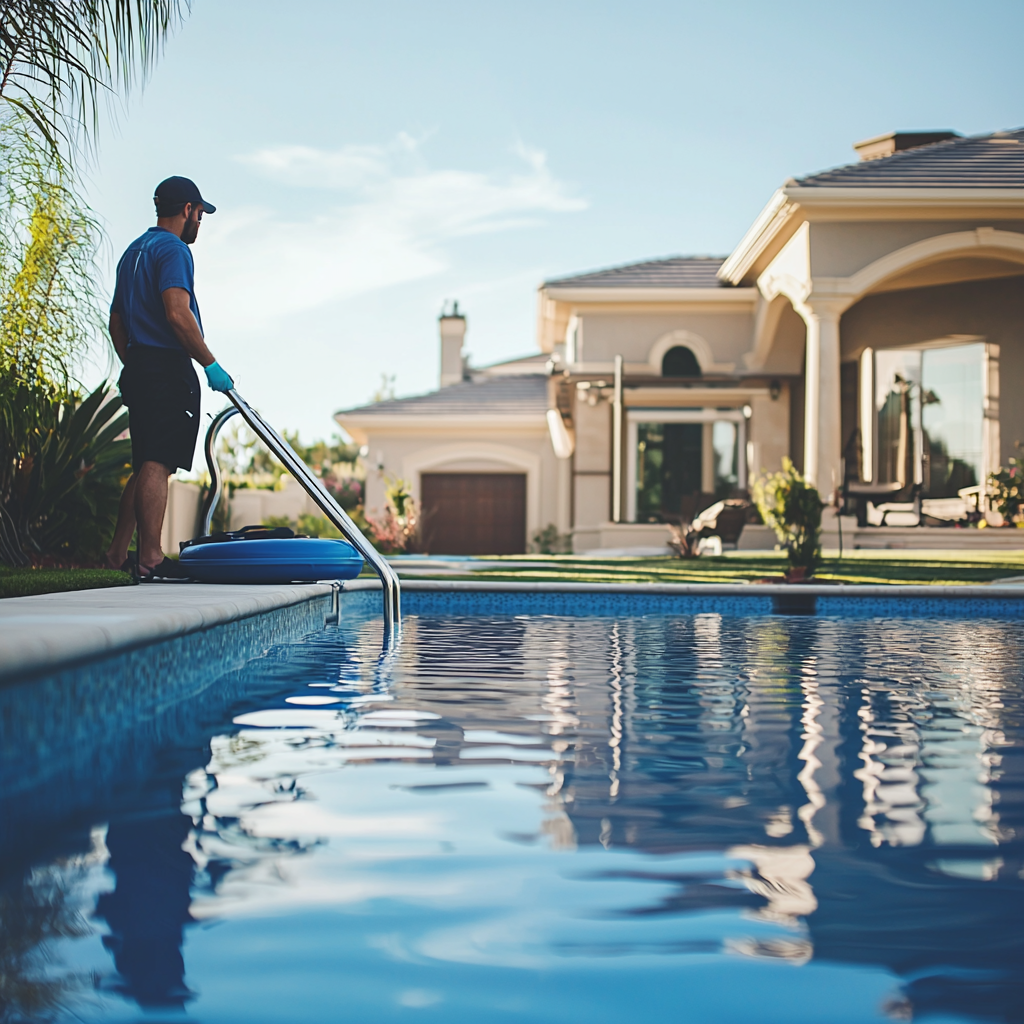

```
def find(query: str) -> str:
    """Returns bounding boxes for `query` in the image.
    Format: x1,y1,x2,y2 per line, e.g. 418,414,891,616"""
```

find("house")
338,309,557,555
337,128,1024,554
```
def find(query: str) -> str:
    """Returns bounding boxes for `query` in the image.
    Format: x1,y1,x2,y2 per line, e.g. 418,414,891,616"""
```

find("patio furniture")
689,500,749,549
844,480,922,527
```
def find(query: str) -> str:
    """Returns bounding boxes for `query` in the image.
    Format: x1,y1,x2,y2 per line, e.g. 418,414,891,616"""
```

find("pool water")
2,609,1022,1023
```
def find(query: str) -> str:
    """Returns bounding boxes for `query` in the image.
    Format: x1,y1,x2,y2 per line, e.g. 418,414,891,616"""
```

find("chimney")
439,301,467,388
853,130,960,161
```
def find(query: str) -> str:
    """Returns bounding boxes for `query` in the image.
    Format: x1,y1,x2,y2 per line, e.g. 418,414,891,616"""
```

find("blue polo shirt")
110,227,204,351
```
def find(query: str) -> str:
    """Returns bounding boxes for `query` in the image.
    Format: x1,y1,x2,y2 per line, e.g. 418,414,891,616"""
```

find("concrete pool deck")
2,577,1022,683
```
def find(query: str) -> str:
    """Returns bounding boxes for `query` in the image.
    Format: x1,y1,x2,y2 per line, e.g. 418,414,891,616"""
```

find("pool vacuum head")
179,526,364,584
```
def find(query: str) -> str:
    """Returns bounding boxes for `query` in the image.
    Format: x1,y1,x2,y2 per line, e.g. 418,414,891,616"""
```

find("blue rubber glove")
204,361,234,393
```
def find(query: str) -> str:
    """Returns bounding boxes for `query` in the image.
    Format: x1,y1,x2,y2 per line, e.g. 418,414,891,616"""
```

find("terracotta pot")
785,566,812,583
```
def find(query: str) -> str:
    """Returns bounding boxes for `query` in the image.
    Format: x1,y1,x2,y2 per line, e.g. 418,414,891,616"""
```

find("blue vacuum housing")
180,537,364,584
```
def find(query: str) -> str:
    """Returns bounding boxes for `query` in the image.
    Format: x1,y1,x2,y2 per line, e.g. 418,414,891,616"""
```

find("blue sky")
85,0,1024,446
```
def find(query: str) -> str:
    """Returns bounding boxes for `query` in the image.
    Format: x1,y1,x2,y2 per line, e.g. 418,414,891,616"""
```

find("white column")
701,423,715,493
556,451,572,535
799,302,843,497
983,342,1001,479
611,355,623,522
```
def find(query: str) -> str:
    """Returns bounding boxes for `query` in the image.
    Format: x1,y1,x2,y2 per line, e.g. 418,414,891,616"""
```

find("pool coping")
3,576,1021,683
344,578,1024,598
0,582,334,682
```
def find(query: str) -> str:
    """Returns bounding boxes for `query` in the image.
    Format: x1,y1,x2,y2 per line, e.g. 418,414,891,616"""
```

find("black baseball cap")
153,176,217,215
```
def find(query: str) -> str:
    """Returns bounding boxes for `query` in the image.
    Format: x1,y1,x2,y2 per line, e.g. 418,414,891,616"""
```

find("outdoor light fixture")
769,380,781,401
743,404,753,419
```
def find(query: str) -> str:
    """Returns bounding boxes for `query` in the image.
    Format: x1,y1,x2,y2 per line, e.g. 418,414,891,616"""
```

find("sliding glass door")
867,342,985,498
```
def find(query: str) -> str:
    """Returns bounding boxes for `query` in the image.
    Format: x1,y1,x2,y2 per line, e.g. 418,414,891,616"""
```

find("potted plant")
752,458,824,580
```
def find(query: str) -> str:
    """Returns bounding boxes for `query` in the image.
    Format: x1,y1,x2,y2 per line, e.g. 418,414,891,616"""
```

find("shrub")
0,376,131,565
325,475,362,511
297,513,343,539
366,477,419,554
989,446,1023,524
261,515,293,530
532,523,569,554
752,458,824,576
0,116,130,566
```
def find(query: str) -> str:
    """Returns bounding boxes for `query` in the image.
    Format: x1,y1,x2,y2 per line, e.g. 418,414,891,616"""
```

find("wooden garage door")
420,473,527,555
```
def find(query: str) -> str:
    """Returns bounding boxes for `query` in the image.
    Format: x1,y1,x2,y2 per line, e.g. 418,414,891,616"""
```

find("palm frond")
0,0,188,155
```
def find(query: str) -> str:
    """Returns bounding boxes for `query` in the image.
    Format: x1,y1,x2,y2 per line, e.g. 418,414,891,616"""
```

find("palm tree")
0,0,187,154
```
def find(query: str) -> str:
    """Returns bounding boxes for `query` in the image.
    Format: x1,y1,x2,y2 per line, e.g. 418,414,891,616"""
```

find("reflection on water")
1,612,1022,1023
96,813,194,1009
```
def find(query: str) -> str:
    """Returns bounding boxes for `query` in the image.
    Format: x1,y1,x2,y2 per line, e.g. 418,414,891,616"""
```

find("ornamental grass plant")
0,376,131,566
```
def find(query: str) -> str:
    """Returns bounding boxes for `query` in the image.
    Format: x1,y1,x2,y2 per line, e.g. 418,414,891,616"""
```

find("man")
105,176,234,580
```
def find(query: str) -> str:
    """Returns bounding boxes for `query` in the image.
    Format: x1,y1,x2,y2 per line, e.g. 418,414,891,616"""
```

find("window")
628,410,745,522
661,346,702,377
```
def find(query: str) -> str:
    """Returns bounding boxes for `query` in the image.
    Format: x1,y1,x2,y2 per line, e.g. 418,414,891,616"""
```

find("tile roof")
794,128,1024,188
337,374,549,418
544,256,729,289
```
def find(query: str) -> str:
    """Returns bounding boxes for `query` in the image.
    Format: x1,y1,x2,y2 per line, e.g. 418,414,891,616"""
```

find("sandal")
137,557,192,583
105,551,136,572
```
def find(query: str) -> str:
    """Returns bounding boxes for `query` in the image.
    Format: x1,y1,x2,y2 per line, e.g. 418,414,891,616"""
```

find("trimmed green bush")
752,458,825,577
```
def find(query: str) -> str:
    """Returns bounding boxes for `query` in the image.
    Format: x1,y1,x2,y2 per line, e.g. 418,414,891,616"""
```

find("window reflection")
921,344,984,497
873,343,984,497
634,416,742,522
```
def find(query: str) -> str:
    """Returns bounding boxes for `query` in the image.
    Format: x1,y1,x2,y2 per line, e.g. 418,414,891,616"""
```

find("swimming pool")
2,592,1022,1023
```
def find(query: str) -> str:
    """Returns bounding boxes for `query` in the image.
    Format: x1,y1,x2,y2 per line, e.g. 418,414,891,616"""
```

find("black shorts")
119,346,201,473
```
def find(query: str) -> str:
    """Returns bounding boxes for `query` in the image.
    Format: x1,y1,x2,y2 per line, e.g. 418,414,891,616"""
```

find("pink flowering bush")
325,475,362,511
366,477,419,554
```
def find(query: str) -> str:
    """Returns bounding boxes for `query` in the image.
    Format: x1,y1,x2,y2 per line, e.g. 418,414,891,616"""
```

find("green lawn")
386,550,1024,586
6,551,1019,597
0,565,136,599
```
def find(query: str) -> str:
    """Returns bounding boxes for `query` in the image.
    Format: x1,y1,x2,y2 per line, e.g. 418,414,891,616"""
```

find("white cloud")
197,138,586,330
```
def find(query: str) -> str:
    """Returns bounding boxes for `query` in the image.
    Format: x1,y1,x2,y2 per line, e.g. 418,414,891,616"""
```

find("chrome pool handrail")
199,390,401,635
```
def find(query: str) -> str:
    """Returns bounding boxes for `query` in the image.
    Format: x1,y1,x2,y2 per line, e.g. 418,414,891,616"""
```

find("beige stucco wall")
161,479,201,555
808,220,1024,279
759,301,806,374
748,390,790,476
359,426,558,546
577,311,755,369
227,477,322,532
572,395,612,529
841,274,1024,464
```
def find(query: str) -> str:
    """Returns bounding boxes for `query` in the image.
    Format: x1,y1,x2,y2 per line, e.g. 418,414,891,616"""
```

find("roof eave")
718,184,1024,287
782,185,1024,206
717,189,798,286
542,286,757,304
334,413,548,430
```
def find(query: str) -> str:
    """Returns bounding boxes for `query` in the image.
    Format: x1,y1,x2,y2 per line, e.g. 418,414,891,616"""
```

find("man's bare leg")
134,460,172,571
105,473,138,569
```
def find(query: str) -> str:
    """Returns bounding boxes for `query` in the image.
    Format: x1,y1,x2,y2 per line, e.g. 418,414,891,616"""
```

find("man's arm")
109,311,130,364
162,287,217,366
